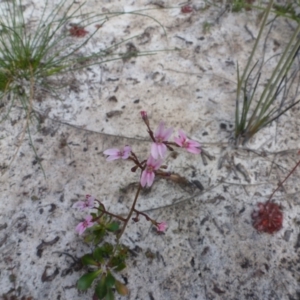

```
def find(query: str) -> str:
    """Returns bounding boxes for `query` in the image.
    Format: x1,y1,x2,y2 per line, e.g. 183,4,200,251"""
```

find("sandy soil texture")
1,1,300,299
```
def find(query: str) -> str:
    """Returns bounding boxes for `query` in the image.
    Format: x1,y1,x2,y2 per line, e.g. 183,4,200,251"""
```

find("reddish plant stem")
97,209,127,222
128,155,144,170
143,121,155,142
165,141,179,147
94,199,127,222
117,184,142,239
268,159,300,202
133,208,151,221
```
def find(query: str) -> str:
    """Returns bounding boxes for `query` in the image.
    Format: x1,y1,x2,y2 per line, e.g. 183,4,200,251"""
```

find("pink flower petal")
179,129,187,138
155,122,165,137
146,172,155,187
157,143,166,158
164,127,173,140
187,145,201,154
175,129,201,154
103,148,119,155
151,143,159,159
106,155,120,161
154,159,163,170
154,122,173,141
140,170,148,187
75,223,85,235
75,215,94,235
122,146,131,159
104,146,131,161
156,222,168,232
140,156,163,187
174,137,183,147
147,155,155,165
86,195,95,208
72,201,86,209
188,140,200,147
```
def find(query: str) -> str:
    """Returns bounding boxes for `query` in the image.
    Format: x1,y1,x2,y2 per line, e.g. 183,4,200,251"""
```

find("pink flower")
151,122,173,159
103,146,131,161
73,195,95,210
75,215,94,235
174,129,201,154
140,155,163,187
156,222,168,232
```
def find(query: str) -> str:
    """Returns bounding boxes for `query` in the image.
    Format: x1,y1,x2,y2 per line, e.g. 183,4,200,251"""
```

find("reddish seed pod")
181,5,193,13
251,201,283,234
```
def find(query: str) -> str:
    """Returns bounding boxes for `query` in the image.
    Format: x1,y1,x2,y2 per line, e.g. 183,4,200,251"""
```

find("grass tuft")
234,0,300,145
0,0,171,175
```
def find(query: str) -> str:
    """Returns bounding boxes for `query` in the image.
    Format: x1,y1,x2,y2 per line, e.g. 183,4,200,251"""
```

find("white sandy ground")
1,0,300,299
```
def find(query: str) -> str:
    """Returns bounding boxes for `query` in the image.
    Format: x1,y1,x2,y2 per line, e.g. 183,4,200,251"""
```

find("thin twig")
268,157,300,202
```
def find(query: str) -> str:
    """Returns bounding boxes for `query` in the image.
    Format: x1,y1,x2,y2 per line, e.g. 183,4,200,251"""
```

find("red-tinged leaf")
77,270,101,290
115,280,129,296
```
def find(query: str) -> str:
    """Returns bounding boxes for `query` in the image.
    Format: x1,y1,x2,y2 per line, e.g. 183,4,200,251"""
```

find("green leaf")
115,280,129,296
105,272,115,288
91,212,98,219
83,234,94,244
109,246,127,272
102,243,114,255
105,288,114,300
93,233,105,245
93,226,106,236
94,243,114,261
95,275,107,299
114,262,126,272
77,270,101,291
106,221,119,232
81,254,98,266
93,247,105,262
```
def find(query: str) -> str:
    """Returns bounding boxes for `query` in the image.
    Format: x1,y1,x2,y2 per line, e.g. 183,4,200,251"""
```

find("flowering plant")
73,112,201,299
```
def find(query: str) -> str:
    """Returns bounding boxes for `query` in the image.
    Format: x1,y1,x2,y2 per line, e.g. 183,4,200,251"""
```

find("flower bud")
140,111,149,126
131,165,138,172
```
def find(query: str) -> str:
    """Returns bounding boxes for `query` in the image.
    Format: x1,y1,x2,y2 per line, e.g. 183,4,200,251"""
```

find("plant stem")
117,184,142,239
133,208,151,221
96,208,127,222
94,200,127,222
268,158,300,201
